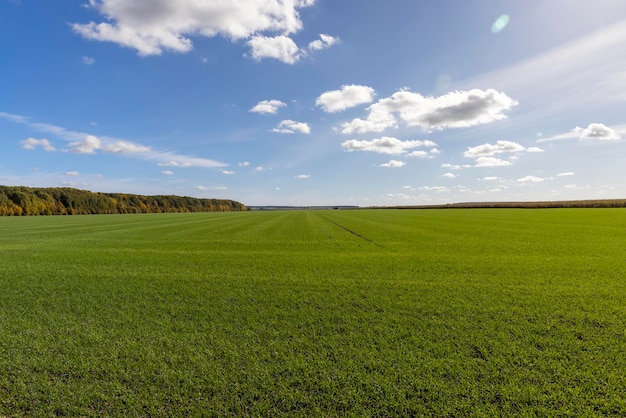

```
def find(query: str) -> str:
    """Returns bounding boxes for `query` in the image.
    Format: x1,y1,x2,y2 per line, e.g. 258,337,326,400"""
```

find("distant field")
1,210,624,416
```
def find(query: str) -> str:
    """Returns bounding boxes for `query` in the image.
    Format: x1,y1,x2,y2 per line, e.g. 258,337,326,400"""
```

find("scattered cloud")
161,170,174,175
481,176,503,181
249,99,287,114
340,88,517,134
380,160,406,168
3,111,228,168
442,172,456,179
308,33,339,51
441,163,472,170
196,186,209,191
67,135,101,154
222,170,235,175
557,172,575,177
248,35,301,64
102,141,151,154
537,123,625,143
238,161,251,167
81,56,95,65
272,119,311,134
579,123,621,140
341,136,436,155
526,147,544,152
295,174,310,179
65,171,79,176
464,140,525,158
420,186,450,192
474,157,511,167
518,175,545,183
20,137,56,151
316,85,375,113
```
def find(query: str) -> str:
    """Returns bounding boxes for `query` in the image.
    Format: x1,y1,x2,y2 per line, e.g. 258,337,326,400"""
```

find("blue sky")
2,0,626,206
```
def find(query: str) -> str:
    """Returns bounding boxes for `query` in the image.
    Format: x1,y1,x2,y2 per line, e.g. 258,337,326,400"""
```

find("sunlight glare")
491,14,510,33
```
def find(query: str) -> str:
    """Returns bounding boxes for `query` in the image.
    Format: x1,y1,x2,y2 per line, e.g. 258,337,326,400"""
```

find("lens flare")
491,14,510,33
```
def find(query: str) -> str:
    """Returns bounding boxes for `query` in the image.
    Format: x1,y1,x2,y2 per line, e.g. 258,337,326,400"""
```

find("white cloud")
238,161,251,167
380,160,406,168
441,163,472,170
65,171,79,176
474,157,511,167
442,172,456,178
3,111,228,168
102,141,151,154
247,35,301,64
161,170,174,175
72,0,315,57
222,170,235,175
464,140,525,158
295,174,310,179
249,99,287,114
158,161,191,167
82,56,95,65
557,172,575,177
518,176,545,183
340,88,517,134
308,33,339,51
526,147,544,152
196,186,209,191
20,137,56,151
341,137,436,155
67,135,101,154
420,186,450,192
272,119,311,134
481,176,503,181
580,123,621,140
316,85,375,113
537,123,626,143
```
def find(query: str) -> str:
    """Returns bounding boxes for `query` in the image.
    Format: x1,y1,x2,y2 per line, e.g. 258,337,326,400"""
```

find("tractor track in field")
319,215,384,248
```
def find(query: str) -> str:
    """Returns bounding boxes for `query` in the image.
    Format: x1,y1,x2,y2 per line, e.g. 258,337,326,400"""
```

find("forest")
0,185,247,215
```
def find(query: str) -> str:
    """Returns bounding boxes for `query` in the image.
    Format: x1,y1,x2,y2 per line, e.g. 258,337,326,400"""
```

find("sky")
2,0,626,206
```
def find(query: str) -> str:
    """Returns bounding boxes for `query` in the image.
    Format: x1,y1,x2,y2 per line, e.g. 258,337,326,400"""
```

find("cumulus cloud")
249,99,287,114
72,0,315,57
441,163,472,170
20,137,56,151
474,157,511,167
518,176,545,183
341,136,436,154
380,160,406,168
340,88,517,134
316,85,375,113
67,135,102,154
272,119,311,134
464,140,525,158
307,33,339,51
247,35,301,64
579,123,621,140
442,172,457,178
238,161,251,167
222,170,235,175
537,123,625,143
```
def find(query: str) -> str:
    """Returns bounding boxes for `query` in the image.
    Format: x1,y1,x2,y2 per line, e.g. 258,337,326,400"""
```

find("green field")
1,209,624,416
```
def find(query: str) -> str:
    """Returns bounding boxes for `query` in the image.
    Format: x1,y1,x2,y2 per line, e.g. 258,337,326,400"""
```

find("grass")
0,209,625,416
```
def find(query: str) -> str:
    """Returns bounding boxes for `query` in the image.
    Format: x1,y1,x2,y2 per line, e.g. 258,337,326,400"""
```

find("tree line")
386,199,626,209
0,186,247,216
